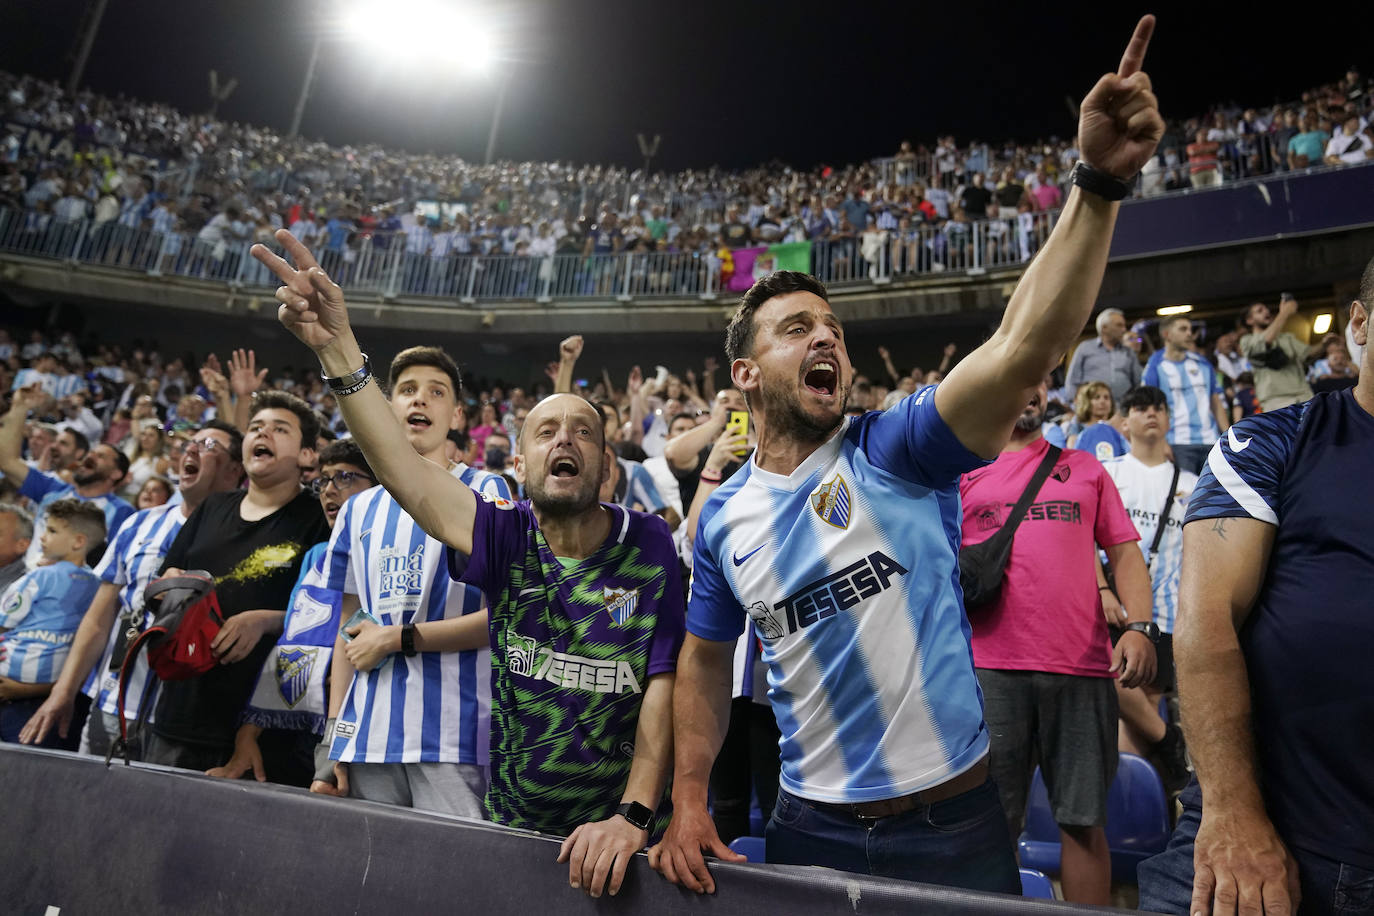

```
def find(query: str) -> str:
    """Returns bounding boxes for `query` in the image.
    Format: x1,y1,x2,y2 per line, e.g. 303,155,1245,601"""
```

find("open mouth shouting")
248,440,276,464
803,358,838,398
405,411,433,434
549,453,581,480
180,450,202,484
322,497,343,525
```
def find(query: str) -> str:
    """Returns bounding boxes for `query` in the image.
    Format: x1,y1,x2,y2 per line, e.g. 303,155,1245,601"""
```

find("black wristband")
1069,161,1136,202
616,801,654,830
400,623,417,657
321,354,371,394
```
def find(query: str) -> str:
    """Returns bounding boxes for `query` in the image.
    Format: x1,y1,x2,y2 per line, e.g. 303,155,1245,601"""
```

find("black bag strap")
988,445,1062,547
1147,462,1182,565
143,571,215,604
105,626,163,768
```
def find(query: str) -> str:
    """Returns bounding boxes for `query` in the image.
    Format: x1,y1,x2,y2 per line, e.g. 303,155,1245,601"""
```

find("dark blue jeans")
1170,443,1213,476
765,776,1021,895
1139,779,1374,915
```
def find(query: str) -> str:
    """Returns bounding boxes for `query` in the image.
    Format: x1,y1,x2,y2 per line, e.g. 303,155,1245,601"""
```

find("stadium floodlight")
343,0,496,74
1313,312,1333,335
1156,304,1193,317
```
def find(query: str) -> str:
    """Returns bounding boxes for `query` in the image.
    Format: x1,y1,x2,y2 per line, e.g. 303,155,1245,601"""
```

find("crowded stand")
4,16,1374,916
2,63,1372,299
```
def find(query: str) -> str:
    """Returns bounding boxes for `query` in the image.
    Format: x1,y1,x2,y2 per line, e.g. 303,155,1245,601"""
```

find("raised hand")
559,335,584,362
228,348,270,398
1077,15,1165,180
251,230,352,353
627,366,643,396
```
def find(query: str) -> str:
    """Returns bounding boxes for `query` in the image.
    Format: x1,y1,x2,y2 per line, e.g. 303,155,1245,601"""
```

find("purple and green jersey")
453,496,684,835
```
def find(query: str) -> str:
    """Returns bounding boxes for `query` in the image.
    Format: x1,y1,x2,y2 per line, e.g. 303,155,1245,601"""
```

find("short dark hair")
44,498,107,546
201,418,244,467
318,438,373,480
250,390,320,448
61,427,91,455
1360,252,1374,307
670,411,698,428
724,271,830,363
389,346,462,400
1160,315,1192,333
1119,385,1170,413
102,444,131,482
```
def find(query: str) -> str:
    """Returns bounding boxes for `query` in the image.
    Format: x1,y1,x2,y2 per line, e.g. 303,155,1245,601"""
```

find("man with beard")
253,236,683,901
1,386,134,571
1240,296,1314,411
958,379,1155,904
18,421,245,758
650,15,1164,898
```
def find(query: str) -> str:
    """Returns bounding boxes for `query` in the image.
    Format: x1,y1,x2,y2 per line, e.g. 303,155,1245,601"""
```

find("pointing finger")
1117,14,1155,78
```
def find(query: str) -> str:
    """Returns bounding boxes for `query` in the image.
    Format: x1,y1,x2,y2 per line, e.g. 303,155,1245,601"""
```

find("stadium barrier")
0,744,1132,915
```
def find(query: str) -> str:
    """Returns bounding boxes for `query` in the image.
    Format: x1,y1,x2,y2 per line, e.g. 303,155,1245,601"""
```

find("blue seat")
1017,752,1171,884
727,836,766,863
1018,867,1056,899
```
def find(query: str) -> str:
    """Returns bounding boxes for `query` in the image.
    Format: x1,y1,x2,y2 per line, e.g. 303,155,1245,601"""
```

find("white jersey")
1101,454,1196,633
325,464,509,765
85,502,186,720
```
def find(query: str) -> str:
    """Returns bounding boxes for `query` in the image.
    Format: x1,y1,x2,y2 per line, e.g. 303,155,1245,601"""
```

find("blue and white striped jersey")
326,463,510,765
1143,351,1223,446
688,387,991,804
83,503,186,718
1101,454,1195,634
0,561,101,683
612,457,667,514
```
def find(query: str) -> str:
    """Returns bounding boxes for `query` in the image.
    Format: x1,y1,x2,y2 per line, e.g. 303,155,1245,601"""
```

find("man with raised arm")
647,16,1164,895
252,235,684,901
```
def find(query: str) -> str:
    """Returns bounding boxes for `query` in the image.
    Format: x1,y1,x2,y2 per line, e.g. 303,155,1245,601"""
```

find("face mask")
485,448,508,469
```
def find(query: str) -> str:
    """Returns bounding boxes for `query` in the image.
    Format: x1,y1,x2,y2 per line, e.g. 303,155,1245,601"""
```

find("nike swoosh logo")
1227,427,1252,452
518,587,543,597
732,545,764,567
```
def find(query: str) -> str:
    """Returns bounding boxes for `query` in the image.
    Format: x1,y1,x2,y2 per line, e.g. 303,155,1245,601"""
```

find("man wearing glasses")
18,421,246,758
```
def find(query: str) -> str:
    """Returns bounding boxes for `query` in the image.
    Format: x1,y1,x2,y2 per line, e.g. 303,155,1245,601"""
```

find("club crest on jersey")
276,647,318,708
810,474,852,529
603,586,640,626
506,629,538,676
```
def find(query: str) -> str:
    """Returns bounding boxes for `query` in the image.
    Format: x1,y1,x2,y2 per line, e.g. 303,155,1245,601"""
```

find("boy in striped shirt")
0,499,104,747
311,347,510,817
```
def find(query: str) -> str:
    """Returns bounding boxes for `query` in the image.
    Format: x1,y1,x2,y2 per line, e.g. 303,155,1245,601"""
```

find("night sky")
2,1,1367,173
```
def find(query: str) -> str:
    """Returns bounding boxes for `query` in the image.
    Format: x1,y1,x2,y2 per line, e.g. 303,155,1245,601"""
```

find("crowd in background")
1,67,1371,292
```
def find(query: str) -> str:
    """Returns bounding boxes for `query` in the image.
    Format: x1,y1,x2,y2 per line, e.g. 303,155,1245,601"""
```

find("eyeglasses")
310,471,376,495
185,437,228,454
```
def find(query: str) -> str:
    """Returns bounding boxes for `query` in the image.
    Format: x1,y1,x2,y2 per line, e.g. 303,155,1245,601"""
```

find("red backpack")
108,570,224,764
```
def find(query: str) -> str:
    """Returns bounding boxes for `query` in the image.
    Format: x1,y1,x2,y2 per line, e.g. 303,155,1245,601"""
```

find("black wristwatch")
1123,620,1161,643
400,623,418,657
1069,161,1136,202
616,801,654,831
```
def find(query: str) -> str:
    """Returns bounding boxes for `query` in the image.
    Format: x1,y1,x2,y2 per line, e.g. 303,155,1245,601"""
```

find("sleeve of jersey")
452,495,515,596
159,500,203,573
107,500,134,538
643,515,685,676
631,466,667,513
322,499,354,594
856,384,990,487
475,470,512,501
95,509,141,584
1093,461,1142,547
1141,353,1160,388
0,571,37,628
1184,412,1297,527
685,497,747,643
17,468,65,502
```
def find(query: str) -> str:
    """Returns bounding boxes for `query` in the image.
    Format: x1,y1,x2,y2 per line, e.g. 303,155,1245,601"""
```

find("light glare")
1313,313,1333,334
1156,304,1193,316
344,0,496,72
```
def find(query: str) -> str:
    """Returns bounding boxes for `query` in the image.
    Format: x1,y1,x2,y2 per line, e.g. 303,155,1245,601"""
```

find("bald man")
256,233,684,901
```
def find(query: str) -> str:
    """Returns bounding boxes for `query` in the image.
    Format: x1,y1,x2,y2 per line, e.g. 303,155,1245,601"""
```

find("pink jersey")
959,437,1139,677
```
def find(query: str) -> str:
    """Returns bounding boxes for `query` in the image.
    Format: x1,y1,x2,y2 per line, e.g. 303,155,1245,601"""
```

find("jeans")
1139,779,1374,915
765,776,1021,895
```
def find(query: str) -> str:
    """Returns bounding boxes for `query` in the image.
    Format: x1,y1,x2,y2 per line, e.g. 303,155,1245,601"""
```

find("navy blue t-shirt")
1186,389,1374,868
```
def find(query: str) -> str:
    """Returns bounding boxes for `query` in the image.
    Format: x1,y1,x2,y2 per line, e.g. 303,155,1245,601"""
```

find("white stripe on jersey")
1149,352,1219,446
1207,440,1277,524
85,502,186,719
327,463,506,765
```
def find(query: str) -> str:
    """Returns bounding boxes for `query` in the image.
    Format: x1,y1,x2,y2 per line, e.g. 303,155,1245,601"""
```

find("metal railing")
0,204,1060,304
